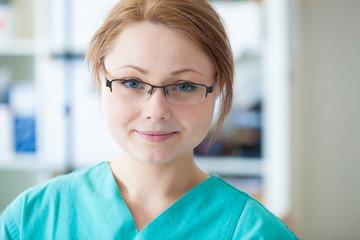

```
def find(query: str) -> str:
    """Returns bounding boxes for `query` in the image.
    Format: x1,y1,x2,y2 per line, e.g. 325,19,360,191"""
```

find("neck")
109,150,209,201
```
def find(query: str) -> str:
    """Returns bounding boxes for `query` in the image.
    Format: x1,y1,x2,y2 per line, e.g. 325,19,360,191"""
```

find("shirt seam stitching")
4,207,20,239
224,197,247,240
211,177,248,240
55,178,65,239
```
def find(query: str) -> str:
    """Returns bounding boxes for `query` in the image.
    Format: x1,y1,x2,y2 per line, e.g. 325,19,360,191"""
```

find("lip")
135,130,177,142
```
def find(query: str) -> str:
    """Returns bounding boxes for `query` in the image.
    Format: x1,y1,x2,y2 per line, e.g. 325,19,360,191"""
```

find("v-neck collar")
104,162,216,236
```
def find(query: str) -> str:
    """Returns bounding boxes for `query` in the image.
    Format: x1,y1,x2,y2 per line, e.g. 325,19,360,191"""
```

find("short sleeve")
0,201,21,240
0,179,61,240
231,198,299,239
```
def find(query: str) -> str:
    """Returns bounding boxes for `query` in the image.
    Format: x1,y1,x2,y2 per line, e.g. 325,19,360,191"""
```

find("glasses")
105,78,216,104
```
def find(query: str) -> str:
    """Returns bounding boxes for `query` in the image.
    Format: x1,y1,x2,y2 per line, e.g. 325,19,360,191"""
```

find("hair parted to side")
85,0,234,142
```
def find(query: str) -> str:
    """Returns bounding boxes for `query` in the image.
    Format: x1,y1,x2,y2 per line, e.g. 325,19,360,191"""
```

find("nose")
143,88,172,121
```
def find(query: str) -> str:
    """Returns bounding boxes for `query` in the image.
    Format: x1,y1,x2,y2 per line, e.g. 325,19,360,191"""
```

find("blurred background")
0,0,359,239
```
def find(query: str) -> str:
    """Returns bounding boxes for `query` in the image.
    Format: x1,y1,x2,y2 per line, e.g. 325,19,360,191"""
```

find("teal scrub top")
0,162,298,239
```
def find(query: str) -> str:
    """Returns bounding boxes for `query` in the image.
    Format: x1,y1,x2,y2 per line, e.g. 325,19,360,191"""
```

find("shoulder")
0,162,109,239
207,176,252,204
234,197,299,239
209,176,298,239
9,161,108,206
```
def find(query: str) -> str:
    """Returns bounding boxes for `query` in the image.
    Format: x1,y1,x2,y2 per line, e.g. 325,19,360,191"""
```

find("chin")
133,148,190,165
135,152,174,165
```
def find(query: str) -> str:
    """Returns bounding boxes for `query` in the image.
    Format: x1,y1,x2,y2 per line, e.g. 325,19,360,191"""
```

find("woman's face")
102,22,217,164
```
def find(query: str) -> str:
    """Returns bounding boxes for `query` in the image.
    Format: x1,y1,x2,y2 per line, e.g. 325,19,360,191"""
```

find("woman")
0,0,298,239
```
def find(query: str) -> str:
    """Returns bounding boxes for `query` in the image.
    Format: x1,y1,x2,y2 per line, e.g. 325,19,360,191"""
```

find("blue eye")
121,80,143,89
176,84,197,92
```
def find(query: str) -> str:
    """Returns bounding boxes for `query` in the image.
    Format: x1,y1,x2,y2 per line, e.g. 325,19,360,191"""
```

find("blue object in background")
14,117,36,153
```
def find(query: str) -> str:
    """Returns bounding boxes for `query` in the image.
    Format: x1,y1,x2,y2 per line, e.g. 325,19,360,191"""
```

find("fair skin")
102,22,218,231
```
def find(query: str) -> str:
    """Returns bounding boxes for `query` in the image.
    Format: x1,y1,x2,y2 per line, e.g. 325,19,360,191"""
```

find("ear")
214,73,222,98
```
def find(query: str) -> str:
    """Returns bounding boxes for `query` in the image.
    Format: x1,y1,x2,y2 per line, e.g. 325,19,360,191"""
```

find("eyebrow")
114,65,204,77
115,65,148,75
171,68,204,77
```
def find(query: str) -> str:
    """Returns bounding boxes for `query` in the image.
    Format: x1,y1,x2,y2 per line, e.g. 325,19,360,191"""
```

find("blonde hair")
85,0,234,141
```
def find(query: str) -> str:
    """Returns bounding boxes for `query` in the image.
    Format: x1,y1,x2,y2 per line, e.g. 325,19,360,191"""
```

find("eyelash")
120,79,143,89
116,77,195,85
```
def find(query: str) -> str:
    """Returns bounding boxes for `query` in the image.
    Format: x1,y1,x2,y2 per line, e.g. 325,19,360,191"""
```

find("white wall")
290,0,360,239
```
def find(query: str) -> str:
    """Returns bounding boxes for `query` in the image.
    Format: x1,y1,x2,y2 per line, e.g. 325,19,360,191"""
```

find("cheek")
101,93,117,126
101,92,134,131
177,100,216,134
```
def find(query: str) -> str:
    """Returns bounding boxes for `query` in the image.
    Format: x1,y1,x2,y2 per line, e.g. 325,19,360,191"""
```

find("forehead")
104,22,215,78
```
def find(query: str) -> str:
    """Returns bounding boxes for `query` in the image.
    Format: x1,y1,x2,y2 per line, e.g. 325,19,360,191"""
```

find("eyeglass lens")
110,80,208,104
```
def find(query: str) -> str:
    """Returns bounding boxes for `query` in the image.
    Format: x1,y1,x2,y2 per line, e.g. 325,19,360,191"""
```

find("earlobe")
215,74,222,98
216,85,222,98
